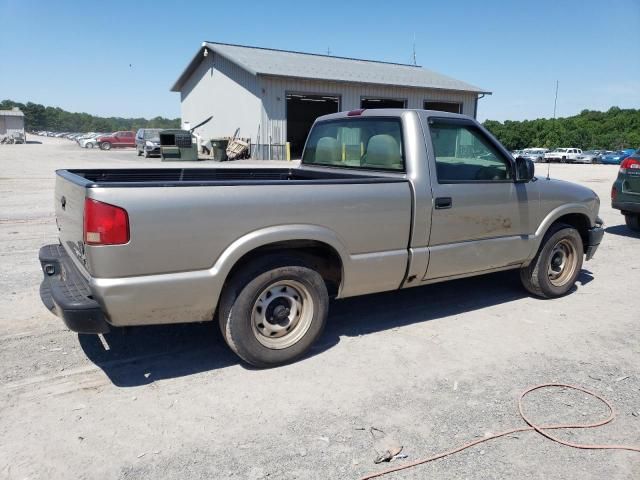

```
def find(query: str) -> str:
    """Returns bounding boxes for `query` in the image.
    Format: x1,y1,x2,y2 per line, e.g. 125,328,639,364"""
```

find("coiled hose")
361,383,640,480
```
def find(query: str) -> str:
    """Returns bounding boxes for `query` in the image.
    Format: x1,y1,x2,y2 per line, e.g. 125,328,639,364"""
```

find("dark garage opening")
361,97,406,109
287,94,340,158
424,101,462,114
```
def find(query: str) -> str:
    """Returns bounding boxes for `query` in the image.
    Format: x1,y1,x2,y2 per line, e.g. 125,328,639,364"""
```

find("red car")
98,131,135,150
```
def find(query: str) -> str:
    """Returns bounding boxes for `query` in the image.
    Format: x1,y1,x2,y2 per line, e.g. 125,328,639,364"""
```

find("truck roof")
316,108,469,122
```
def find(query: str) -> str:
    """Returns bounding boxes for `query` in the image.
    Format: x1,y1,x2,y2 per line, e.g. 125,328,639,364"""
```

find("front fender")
525,203,595,262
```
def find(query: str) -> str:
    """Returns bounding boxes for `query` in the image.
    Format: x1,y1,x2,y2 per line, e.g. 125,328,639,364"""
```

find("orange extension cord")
360,383,640,480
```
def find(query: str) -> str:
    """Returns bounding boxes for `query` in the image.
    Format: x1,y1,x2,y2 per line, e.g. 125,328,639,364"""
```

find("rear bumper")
39,244,110,333
585,222,605,261
612,200,640,214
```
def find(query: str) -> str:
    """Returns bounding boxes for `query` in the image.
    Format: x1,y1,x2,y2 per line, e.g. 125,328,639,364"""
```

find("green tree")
1,99,180,132
483,107,640,151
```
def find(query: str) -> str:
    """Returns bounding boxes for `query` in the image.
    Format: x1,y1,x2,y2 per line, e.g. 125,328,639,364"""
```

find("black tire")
520,223,584,298
100,142,111,151
625,214,640,232
218,256,329,368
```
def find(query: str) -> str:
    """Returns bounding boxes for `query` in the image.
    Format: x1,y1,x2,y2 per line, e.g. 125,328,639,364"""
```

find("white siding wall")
0,115,25,136
259,76,477,144
180,54,261,141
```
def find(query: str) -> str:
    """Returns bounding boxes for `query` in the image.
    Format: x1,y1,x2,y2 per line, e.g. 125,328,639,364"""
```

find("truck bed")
59,167,406,188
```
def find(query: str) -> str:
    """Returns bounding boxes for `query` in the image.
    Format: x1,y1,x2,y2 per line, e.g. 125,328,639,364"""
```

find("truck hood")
536,177,600,221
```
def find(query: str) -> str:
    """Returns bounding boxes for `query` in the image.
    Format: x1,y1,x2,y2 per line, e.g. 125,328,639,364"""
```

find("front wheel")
520,223,583,298
625,214,640,232
218,257,329,368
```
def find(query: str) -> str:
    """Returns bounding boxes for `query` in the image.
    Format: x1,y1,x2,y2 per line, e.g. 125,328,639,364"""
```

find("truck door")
423,117,539,280
124,131,135,147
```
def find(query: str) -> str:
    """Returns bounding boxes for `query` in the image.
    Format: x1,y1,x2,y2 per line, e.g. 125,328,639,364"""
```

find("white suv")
544,148,583,163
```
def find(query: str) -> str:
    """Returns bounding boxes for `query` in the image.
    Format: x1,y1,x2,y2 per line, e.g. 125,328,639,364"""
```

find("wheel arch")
529,206,593,261
213,225,348,298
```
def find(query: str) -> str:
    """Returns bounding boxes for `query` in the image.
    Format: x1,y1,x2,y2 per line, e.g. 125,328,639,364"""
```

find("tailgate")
54,172,89,273
625,166,640,194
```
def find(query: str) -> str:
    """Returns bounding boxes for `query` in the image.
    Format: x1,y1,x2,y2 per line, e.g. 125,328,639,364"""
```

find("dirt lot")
1,137,638,479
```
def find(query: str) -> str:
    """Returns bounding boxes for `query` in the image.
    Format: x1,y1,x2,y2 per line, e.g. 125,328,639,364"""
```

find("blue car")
601,149,637,165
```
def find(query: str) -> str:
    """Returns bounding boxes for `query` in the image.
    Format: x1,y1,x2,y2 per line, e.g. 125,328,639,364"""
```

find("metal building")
0,108,25,138
171,42,490,158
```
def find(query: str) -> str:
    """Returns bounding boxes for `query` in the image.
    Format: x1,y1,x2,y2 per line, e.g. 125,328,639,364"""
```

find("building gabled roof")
171,41,490,95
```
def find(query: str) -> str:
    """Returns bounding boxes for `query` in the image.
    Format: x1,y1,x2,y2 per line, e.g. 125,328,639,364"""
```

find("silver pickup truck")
39,109,604,367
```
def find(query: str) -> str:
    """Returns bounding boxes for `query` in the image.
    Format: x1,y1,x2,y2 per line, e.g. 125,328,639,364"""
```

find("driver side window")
430,121,512,183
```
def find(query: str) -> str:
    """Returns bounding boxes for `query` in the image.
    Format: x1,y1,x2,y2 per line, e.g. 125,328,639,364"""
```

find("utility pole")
553,80,559,119
327,46,331,56
412,33,417,65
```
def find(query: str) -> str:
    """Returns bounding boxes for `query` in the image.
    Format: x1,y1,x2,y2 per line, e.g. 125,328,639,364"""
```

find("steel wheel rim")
251,280,314,350
547,238,578,287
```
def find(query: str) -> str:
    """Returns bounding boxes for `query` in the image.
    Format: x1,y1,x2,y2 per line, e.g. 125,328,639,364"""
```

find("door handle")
435,197,452,209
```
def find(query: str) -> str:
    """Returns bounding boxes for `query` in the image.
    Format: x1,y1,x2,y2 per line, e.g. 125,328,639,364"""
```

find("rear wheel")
520,223,583,298
100,142,112,151
625,214,640,232
218,256,329,368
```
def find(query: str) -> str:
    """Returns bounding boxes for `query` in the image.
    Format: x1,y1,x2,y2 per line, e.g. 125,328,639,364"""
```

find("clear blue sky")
1,0,638,122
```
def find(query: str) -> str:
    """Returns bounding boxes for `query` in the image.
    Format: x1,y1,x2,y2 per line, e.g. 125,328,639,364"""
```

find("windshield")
143,129,162,139
302,117,404,171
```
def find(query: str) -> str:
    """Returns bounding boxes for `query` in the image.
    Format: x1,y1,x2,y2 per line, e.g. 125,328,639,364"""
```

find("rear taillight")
83,198,129,245
611,186,617,201
620,157,640,174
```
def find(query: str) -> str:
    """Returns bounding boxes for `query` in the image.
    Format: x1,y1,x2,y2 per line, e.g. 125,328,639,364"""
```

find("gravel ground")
0,137,638,480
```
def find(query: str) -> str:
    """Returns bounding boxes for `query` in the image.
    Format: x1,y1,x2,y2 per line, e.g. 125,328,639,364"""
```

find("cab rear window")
302,118,405,171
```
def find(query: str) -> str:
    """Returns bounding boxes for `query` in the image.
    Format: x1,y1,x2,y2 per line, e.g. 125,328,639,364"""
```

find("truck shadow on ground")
79,269,593,387
605,224,640,239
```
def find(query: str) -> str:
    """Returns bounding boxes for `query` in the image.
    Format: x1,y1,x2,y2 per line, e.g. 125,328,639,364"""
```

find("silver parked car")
520,148,548,163
39,109,604,367
575,150,601,164
135,128,163,158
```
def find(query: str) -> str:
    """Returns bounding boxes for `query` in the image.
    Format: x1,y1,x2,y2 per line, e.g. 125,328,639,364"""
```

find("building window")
361,97,407,109
424,101,462,114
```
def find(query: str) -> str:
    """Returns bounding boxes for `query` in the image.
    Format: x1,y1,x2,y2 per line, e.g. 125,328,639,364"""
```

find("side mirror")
515,156,535,182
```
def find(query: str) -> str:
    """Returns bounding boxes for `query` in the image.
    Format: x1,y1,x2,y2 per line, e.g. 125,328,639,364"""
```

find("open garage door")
424,101,462,114
286,94,340,158
361,97,406,109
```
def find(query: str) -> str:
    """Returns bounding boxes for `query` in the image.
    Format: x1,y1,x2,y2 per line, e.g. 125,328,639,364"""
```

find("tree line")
3,99,638,151
483,107,640,151
1,99,180,133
